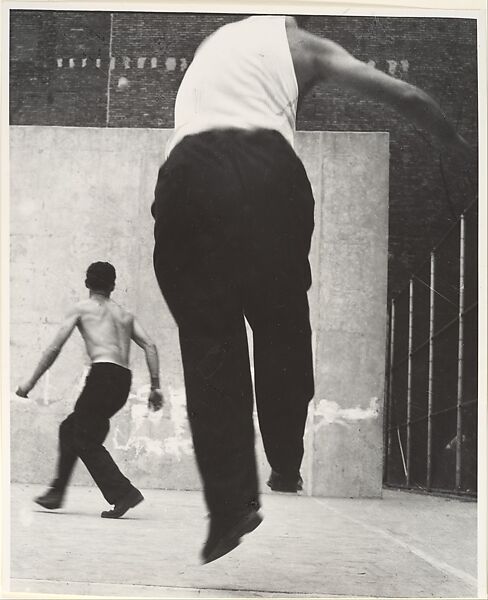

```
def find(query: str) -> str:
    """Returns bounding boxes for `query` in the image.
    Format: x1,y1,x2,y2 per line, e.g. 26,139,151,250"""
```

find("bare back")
76,296,134,368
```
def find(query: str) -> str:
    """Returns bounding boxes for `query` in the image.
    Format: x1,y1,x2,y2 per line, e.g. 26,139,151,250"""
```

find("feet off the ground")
202,509,263,564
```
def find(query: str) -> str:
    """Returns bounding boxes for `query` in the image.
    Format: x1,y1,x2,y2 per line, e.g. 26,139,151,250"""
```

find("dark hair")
85,262,116,293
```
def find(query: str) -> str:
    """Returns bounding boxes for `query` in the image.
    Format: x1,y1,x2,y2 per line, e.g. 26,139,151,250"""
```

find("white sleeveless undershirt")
166,16,299,157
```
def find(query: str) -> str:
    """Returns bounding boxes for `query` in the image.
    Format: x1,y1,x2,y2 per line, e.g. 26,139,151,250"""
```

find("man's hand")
148,389,164,412
16,381,33,398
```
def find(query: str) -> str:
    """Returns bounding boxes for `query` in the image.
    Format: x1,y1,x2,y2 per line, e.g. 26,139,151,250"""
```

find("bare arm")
295,29,469,152
131,317,163,411
16,307,79,397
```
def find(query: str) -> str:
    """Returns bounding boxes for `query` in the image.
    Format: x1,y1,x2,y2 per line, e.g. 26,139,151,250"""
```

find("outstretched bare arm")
292,26,470,153
131,317,163,411
16,307,79,397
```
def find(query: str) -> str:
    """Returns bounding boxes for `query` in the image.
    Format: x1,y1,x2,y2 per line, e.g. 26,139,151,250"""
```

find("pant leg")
57,364,135,504
177,307,258,519
239,133,315,478
245,287,314,478
50,414,79,493
51,409,130,504
72,409,133,505
153,134,259,519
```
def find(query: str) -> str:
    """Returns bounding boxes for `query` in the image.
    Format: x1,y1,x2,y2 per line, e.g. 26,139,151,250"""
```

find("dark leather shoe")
35,488,64,510
101,488,144,519
266,470,303,493
202,509,263,564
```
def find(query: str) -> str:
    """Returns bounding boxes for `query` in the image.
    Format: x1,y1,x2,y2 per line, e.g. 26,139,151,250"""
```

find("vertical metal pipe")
406,279,414,487
456,215,466,490
427,252,435,490
384,300,396,483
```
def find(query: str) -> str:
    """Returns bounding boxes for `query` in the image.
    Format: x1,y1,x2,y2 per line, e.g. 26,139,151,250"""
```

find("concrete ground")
6,483,478,598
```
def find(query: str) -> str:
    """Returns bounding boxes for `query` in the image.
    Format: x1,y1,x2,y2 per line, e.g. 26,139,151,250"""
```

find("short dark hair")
85,262,116,293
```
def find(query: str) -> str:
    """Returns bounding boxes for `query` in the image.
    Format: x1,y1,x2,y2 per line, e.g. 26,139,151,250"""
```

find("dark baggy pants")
152,129,315,520
51,362,135,504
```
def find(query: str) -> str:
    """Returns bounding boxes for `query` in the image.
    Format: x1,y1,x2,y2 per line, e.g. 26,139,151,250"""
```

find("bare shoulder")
285,15,298,30
69,300,93,327
285,19,344,88
55,301,82,330
292,27,345,58
76,298,92,310
66,300,85,318
77,298,99,315
110,300,134,324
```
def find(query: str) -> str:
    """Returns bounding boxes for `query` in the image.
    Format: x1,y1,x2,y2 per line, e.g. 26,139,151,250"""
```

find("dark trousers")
51,362,134,505
152,129,315,519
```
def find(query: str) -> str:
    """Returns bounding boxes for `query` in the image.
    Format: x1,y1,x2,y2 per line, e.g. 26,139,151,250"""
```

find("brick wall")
9,10,478,295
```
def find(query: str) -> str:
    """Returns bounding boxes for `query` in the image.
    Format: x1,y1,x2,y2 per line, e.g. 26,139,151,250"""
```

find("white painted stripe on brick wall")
52,56,188,70
51,56,410,74
165,57,176,71
387,59,398,75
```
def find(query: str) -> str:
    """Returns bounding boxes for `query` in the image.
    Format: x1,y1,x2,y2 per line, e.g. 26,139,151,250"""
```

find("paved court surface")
5,483,478,598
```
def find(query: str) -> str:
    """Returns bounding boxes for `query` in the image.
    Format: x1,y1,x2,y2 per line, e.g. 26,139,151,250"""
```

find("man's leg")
178,301,259,518
158,247,261,563
155,221,260,512
245,286,314,490
152,133,262,561
72,414,127,498
35,414,79,509
240,133,315,492
72,364,143,517
69,411,142,517
35,365,141,516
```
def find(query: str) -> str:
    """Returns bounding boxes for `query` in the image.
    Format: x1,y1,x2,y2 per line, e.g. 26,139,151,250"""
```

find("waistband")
170,127,295,156
90,362,131,375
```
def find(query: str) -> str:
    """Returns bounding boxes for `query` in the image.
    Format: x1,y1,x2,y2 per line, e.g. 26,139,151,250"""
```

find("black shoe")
266,470,303,493
202,509,263,564
101,488,144,519
35,488,64,510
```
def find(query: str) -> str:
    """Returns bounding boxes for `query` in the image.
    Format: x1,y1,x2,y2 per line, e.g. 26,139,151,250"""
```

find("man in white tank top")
152,15,470,564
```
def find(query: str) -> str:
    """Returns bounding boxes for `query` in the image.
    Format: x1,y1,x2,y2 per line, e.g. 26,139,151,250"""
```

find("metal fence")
384,201,478,496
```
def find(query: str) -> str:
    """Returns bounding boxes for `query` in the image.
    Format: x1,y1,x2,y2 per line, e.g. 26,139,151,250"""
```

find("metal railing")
384,201,478,496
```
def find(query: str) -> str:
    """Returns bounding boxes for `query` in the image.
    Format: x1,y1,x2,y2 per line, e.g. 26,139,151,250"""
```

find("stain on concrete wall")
315,397,381,427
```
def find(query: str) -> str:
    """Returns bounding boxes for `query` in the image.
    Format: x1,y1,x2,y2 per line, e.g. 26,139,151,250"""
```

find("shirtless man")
16,261,163,518
152,15,471,562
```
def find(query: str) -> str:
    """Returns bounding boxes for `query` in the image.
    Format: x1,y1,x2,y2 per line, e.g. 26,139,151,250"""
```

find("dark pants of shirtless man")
46,363,141,514
152,129,315,524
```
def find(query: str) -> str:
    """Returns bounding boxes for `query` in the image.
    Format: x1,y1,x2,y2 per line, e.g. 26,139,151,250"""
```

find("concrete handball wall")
10,126,388,498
